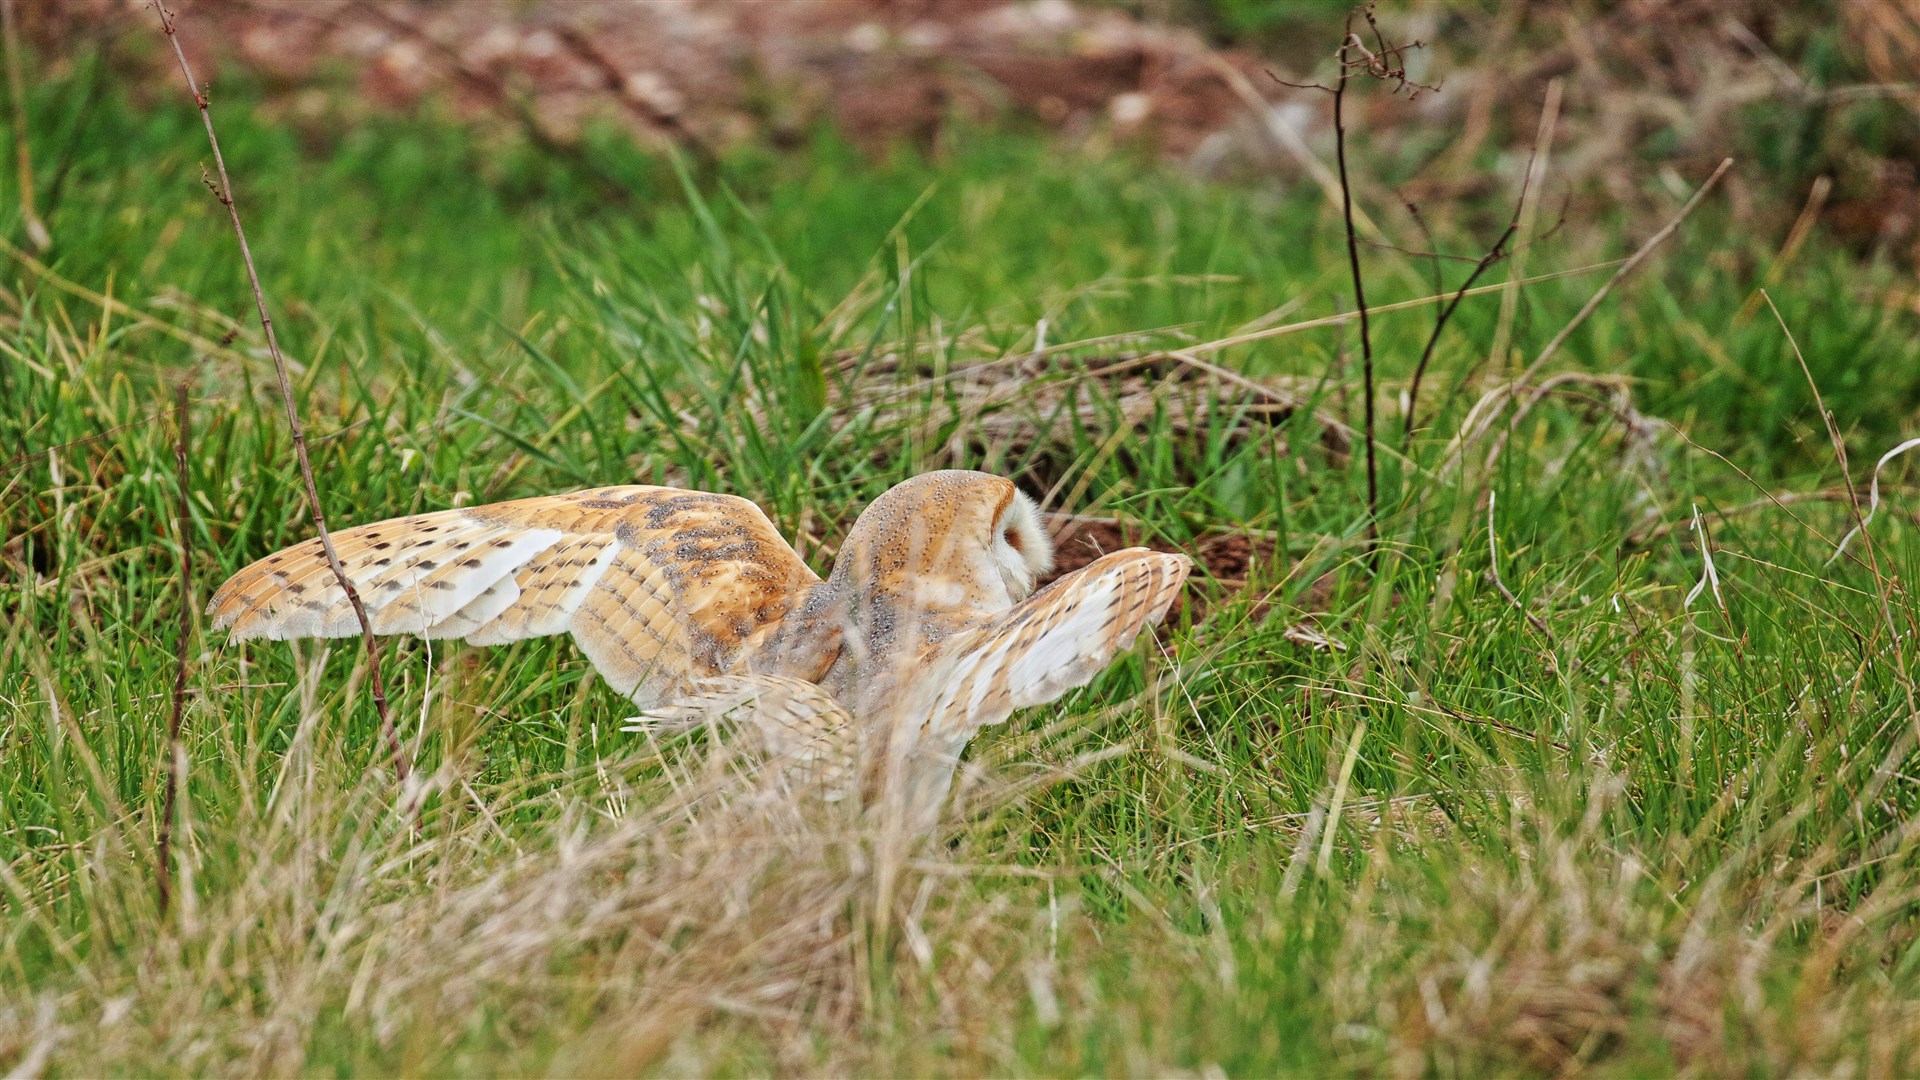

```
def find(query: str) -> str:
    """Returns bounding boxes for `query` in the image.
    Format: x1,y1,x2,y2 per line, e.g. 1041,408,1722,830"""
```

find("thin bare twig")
157,382,192,917
1400,164,1531,445
1279,5,1438,546
1331,39,1380,536
152,1,409,783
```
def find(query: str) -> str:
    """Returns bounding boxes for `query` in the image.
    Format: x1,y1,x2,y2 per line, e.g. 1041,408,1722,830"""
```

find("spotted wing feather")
208,486,823,707
921,548,1191,743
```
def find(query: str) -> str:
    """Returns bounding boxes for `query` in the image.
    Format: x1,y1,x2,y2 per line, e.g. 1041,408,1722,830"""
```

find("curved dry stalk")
1435,371,1637,478
1626,487,1920,548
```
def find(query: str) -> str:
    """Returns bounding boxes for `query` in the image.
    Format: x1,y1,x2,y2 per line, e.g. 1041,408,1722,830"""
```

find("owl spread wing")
622,674,860,801
207,486,821,707
920,547,1191,745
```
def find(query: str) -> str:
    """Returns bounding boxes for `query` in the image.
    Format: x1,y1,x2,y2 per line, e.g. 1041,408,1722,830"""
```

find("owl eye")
1003,526,1023,553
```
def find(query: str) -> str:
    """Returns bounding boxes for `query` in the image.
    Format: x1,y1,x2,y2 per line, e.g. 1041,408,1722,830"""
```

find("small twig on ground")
157,381,192,917
152,1,410,784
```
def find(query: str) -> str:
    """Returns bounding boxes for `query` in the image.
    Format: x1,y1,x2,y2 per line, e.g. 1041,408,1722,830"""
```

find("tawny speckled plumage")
209,471,1190,819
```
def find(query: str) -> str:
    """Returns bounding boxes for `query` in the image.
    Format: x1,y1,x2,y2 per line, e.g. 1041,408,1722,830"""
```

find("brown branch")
1331,11,1380,544
157,381,192,917
1400,133,1559,446
152,1,409,784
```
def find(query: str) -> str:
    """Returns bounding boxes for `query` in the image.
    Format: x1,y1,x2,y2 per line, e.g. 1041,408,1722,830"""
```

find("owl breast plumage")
209,470,1190,822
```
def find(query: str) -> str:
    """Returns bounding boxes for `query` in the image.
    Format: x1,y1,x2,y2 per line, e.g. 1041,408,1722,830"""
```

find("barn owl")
209,470,1190,825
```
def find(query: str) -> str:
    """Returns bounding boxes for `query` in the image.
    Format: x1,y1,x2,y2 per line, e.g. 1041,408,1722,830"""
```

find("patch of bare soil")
1044,513,1275,622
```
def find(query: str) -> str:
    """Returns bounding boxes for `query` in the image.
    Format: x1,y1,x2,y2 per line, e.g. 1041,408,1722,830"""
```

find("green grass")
4,57,1920,1076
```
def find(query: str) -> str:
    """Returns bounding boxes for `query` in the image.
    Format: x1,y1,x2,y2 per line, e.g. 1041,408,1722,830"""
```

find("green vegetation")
3,50,1920,1077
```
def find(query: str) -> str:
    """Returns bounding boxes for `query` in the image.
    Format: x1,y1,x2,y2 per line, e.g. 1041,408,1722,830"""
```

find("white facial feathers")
991,489,1054,600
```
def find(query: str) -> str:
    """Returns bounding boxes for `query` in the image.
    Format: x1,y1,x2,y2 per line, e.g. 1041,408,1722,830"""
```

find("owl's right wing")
207,486,822,707
919,548,1191,745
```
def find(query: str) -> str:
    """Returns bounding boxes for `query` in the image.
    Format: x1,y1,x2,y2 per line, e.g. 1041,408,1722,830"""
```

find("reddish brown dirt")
1044,517,1274,583
1043,515,1277,622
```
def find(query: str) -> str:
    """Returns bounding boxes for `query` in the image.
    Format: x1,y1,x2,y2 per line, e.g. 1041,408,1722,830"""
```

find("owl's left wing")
207,485,826,708
920,548,1191,744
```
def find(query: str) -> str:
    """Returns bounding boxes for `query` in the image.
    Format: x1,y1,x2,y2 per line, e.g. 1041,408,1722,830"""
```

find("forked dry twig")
1274,4,1438,549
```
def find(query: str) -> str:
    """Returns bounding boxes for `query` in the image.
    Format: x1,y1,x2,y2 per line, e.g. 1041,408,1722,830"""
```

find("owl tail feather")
621,675,862,802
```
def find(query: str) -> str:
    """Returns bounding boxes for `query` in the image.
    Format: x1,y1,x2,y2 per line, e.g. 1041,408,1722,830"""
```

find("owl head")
830,470,1054,630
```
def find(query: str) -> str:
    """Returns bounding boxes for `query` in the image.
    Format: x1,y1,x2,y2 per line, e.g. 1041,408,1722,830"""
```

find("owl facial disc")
991,489,1053,601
